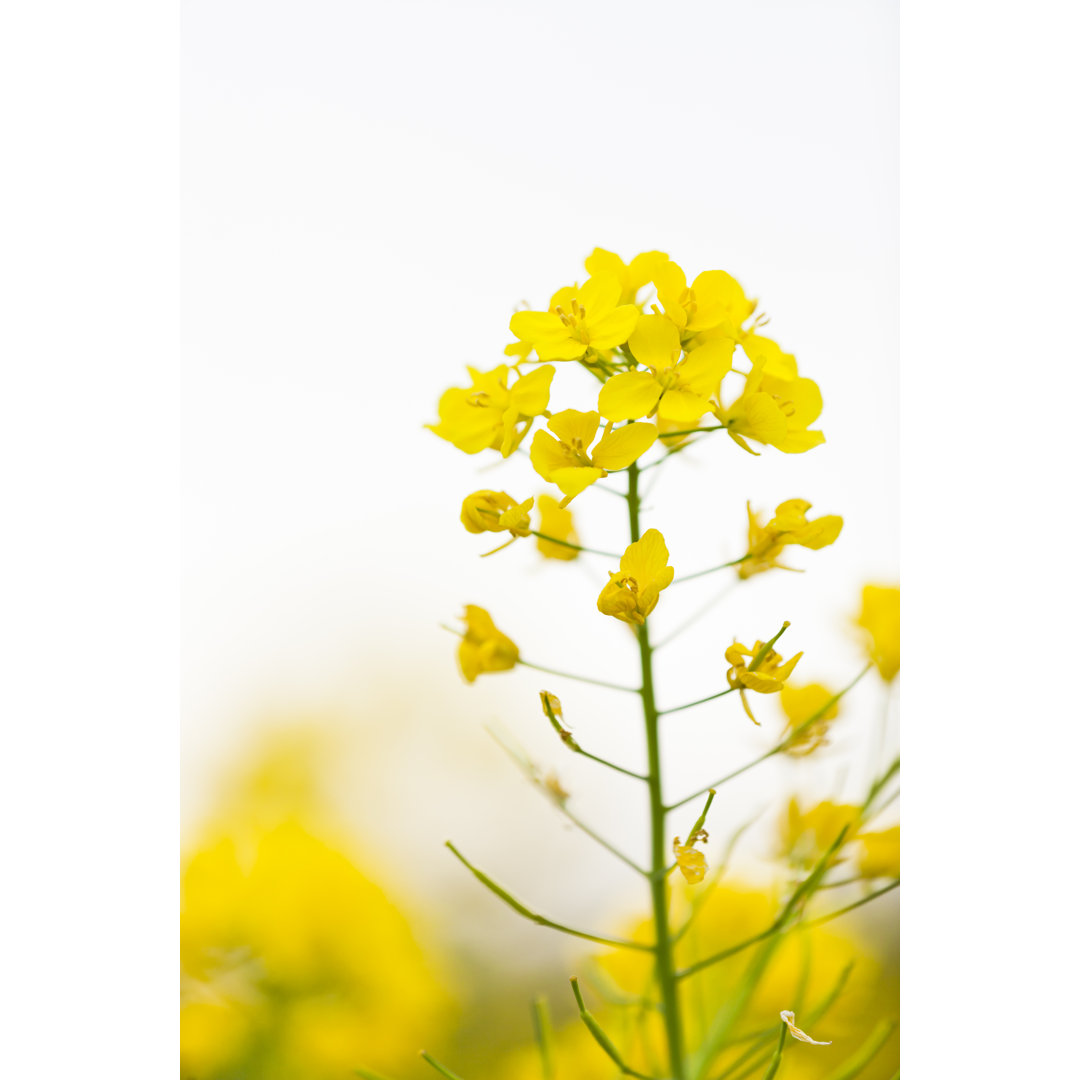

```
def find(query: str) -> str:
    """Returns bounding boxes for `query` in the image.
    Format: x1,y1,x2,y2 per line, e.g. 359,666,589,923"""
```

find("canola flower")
739,499,844,579
416,249,899,1080
856,585,901,681
181,729,450,1080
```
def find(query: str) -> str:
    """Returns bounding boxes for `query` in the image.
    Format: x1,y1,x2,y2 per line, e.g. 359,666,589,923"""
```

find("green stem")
629,462,686,1080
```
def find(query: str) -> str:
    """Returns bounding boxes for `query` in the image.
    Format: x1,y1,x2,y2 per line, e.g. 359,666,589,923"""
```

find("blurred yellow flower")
739,499,844,579
530,409,657,503
509,275,639,361
535,494,579,560
781,798,861,869
726,637,803,725
181,731,450,1080
597,528,674,625
598,314,733,424
780,682,841,755
428,363,555,456
458,604,519,683
585,883,898,1080
856,585,900,681
857,826,900,880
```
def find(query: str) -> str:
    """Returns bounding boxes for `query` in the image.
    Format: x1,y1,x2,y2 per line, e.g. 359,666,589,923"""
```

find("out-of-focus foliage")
180,729,452,1079
496,884,898,1080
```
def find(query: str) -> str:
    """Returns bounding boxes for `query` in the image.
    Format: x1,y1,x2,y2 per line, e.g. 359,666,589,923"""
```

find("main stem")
628,462,686,1079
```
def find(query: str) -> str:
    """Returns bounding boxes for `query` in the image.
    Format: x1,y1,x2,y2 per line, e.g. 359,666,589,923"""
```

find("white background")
2,0,1078,1077
182,1,900,924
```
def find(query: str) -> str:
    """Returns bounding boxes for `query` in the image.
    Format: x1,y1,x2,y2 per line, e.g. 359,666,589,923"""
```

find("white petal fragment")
779,1010,832,1045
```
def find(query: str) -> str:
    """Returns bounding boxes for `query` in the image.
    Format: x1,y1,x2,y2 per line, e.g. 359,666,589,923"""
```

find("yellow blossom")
597,314,733,424
739,499,844,579
716,337,824,455
725,637,803,724
535,495,579,561
779,682,841,755
857,825,900,879
428,363,555,456
530,409,657,504
780,798,861,868
460,490,534,555
651,258,757,342
673,833,708,885
597,528,674,625
457,605,519,683
584,248,669,306
508,275,639,361
856,584,900,681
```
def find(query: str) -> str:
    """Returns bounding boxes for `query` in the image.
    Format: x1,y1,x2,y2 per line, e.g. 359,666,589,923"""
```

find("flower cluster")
419,249,898,1080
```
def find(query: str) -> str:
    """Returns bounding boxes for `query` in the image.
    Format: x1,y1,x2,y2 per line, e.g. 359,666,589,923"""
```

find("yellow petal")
587,304,640,349
678,339,733,394
621,528,674,592
548,409,601,449
591,422,658,470
509,310,565,344
551,466,606,503
533,335,588,361
656,389,712,424
653,260,688,328
508,365,555,416
529,429,572,481
598,371,663,421
577,274,621,319
628,313,681,371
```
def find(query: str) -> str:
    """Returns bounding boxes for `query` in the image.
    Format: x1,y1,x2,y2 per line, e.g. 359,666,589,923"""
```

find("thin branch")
570,977,658,1080
518,658,640,693
540,692,648,781
678,879,899,980
486,727,650,877
652,581,740,651
671,555,750,586
658,686,736,716
666,664,873,810
531,530,621,558
762,1024,788,1080
445,842,653,952
419,1052,467,1080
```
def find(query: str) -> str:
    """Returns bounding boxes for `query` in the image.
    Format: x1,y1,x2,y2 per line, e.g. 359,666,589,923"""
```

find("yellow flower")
780,798,861,868
460,490,534,555
181,727,451,1080
779,682,841,755
725,637,803,724
857,825,900,879
738,498,844,579
530,409,657,503
673,832,708,884
597,314,733,423
856,584,900,681
535,494,579,561
457,605,519,683
584,248,669,306
717,336,825,455
597,528,674,626
651,258,757,342
428,363,555,456
508,275,639,361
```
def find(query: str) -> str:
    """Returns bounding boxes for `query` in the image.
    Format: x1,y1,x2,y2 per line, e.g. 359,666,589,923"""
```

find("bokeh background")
182,2,898,1076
